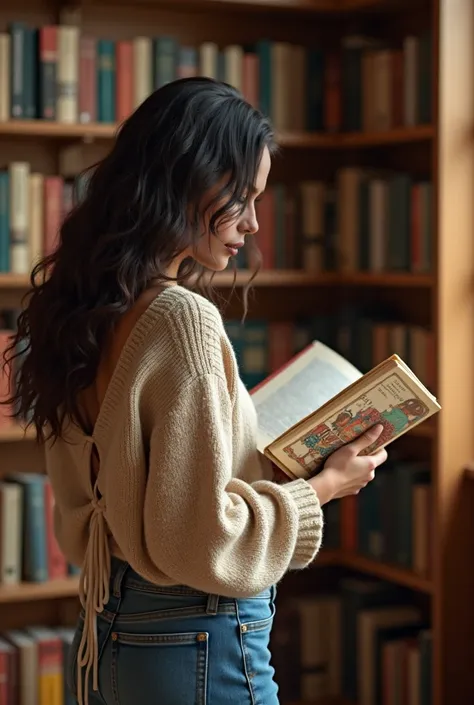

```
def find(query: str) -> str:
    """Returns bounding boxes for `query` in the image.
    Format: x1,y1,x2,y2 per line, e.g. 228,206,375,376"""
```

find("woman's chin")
202,257,232,273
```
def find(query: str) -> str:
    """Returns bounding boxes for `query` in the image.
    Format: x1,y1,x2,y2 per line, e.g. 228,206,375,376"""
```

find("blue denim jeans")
67,557,279,704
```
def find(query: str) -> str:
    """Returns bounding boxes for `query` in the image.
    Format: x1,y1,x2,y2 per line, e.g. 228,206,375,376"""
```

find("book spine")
38,26,57,120
57,26,79,123
9,162,30,274
78,35,96,123
97,39,115,123
9,22,26,119
0,34,10,122
116,40,133,123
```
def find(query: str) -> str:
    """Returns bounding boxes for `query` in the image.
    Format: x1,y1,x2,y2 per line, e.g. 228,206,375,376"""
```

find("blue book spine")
11,474,48,582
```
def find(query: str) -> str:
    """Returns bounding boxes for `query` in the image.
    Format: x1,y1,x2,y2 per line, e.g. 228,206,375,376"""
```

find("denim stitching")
196,635,209,705
240,601,276,633
124,579,271,600
111,638,119,705
235,599,256,705
101,602,236,624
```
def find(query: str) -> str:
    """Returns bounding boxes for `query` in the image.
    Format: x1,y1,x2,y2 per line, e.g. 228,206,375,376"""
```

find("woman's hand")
308,424,387,505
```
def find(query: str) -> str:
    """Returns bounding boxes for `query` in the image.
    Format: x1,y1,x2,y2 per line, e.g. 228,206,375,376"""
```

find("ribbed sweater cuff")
284,478,324,569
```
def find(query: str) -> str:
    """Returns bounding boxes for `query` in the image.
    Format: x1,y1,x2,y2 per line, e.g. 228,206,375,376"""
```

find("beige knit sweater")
45,285,323,704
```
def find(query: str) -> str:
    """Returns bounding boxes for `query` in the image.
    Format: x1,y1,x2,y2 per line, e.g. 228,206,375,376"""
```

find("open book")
250,342,441,481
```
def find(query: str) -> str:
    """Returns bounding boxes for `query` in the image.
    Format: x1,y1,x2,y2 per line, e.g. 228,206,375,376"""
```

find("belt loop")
112,559,130,599
206,594,219,615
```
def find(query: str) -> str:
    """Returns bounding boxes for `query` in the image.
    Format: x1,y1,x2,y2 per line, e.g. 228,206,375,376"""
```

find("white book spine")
133,37,152,109
9,161,30,274
57,26,79,123
0,484,23,585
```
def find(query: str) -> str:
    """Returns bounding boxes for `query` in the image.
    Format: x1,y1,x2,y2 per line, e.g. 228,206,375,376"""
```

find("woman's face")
183,146,271,272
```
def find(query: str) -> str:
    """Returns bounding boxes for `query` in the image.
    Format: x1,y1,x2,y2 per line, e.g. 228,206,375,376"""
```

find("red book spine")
116,41,133,123
324,52,342,133
257,186,276,269
340,495,357,551
44,480,67,579
268,322,294,373
43,177,64,257
0,650,8,705
39,26,57,120
79,36,97,123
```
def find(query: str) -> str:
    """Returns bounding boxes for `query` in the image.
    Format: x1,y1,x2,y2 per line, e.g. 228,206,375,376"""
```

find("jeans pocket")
240,602,278,705
110,629,209,705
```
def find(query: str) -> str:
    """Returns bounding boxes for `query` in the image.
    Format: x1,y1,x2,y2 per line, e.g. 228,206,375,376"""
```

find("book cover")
251,341,440,480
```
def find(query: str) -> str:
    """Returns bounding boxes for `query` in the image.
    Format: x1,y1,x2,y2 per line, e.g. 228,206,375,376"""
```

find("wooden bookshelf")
0,270,434,291
289,699,355,705
317,550,433,593
0,1,473,705
0,426,36,442
0,577,79,604
0,119,434,148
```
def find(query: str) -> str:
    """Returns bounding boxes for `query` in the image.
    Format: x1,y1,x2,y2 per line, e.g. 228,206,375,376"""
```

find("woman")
5,78,386,705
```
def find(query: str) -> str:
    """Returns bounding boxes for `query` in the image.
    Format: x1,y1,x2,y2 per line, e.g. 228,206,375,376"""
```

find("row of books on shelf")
0,471,79,585
324,460,431,576
0,162,433,275
271,576,432,705
0,625,74,705
225,313,435,393
0,23,431,133
243,171,433,273
0,164,88,275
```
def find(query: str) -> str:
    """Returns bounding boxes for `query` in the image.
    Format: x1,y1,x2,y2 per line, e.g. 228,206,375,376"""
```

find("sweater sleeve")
142,372,323,597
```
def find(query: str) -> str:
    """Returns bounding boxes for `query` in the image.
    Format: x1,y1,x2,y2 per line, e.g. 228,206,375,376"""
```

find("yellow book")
251,341,441,480
27,627,64,705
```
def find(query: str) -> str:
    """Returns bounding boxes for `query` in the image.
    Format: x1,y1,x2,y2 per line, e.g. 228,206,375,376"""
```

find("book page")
268,364,440,479
251,341,362,453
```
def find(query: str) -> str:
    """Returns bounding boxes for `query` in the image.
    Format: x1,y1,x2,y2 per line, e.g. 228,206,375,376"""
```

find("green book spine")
97,39,115,123
256,40,271,117
153,37,177,89
388,173,412,270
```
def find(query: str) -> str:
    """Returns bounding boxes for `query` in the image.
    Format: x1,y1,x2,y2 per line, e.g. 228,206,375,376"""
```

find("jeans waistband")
108,556,275,614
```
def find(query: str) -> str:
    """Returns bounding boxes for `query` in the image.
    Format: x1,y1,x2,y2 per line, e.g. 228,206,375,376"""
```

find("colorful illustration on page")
282,373,430,474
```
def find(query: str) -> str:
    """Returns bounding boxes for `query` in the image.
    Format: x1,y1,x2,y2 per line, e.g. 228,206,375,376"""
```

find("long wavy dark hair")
4,77,276,442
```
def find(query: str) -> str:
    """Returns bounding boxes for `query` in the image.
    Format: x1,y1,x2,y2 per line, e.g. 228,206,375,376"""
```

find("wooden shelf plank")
278,125,434,148
56,0,382,14
288,699,355,705
316,550,433,593
0,426,36,442
0,121,434,148
0,271,435,290
0,120,117,139
0,577,79,603
213,270,434,288
0,274,31,288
